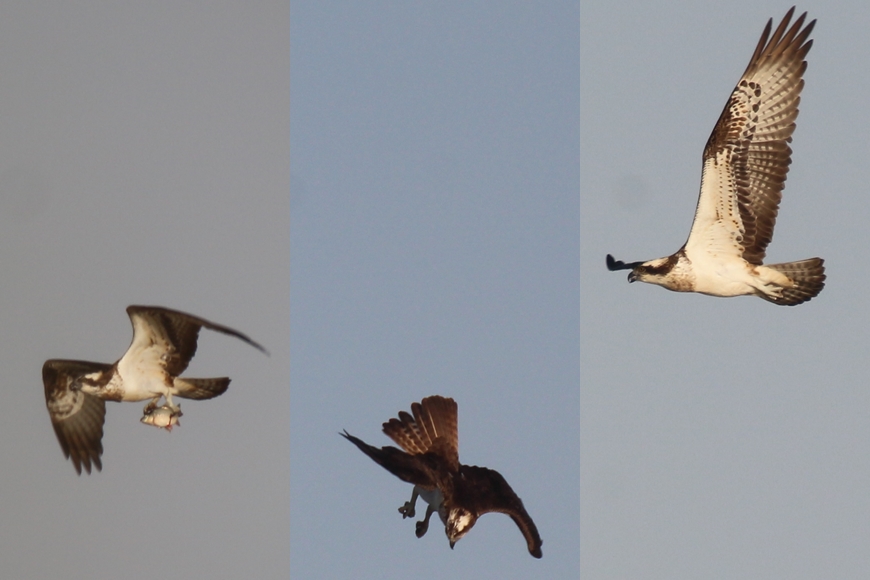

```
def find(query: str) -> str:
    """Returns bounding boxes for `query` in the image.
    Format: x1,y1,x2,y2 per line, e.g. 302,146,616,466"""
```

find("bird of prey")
43,305,267,474
606,8,825,306
341,395,543,558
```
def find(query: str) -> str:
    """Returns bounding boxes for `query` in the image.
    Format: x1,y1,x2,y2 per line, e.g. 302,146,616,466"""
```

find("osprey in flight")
342,395,543,558
43,305,267,474
606,8,825,306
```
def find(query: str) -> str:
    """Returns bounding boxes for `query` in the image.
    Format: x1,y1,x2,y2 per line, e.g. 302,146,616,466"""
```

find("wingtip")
606,254,640,272
339,430,361,445
73,456,101,476
249,340,270,356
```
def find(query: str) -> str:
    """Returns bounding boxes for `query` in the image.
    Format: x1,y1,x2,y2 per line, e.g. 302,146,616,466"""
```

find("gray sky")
292,2,579,578
0,3,288,578
582,2,870,578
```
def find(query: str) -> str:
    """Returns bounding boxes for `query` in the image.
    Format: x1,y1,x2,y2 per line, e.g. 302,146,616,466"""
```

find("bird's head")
445,507,478,549
628,257,674,284
606,253,678,285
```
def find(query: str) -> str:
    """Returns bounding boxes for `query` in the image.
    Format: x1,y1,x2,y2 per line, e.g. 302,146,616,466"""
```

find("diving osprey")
606,8,825,306
341,395,543,558
43,305,267,474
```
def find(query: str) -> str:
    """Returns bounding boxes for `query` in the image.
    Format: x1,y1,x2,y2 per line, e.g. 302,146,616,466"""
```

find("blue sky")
582,2,870,578
292,2,579,578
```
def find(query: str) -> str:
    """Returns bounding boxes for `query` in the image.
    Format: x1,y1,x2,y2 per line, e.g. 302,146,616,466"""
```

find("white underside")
79,355,179,403
115,376,175,401
684,245,790,298
681,153,793,299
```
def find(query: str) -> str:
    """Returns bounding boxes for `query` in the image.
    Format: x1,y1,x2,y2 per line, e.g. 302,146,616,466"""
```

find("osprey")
341,395,543,558
607,8,825,306
43,305,267,474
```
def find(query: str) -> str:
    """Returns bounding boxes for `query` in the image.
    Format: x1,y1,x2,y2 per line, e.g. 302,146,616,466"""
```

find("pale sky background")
0,3,288,579
583,2,870,579
292,2,579,578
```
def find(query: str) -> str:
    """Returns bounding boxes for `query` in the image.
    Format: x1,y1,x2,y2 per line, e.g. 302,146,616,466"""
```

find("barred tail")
382,396,458,458
764,258,826,306
173,377,231,400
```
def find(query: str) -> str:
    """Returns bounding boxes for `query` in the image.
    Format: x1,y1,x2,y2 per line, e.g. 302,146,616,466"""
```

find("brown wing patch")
341,431,440,489
43,359,113,475
456,465,543,558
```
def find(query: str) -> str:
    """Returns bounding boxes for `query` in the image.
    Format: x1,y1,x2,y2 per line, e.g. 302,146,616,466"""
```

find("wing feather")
43,359,112,475
457,465,543,558
124,305,267,378
687,8,814,264
341,431,439,488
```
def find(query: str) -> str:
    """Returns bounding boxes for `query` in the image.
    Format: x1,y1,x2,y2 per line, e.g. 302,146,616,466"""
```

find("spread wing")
43,359,113,475
458,465,543,558
382,395,459,471
686,8,814,265
341,431,440,488
123,305,267,378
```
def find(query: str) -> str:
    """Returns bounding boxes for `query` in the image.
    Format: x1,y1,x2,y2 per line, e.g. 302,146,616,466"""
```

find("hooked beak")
449,540,456,550
627,271,637,283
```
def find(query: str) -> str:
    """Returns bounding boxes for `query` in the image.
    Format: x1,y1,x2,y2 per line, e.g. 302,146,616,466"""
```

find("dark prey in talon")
606,8,825,306
43,305,267,474
341,395,543,558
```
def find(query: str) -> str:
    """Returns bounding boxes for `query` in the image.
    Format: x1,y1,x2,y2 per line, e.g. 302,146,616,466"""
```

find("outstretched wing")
123,305,267,378
43,359,113,475
341,431,440,488
382,395,459,471
458,465,543,558
686,8,814,265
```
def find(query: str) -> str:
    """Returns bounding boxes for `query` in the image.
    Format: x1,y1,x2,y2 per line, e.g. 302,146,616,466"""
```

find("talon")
398,503,415,519
415,520,429,538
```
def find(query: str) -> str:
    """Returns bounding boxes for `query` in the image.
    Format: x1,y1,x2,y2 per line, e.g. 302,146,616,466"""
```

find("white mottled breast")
114,358,172,401
114,321,175,401
683,245,758,297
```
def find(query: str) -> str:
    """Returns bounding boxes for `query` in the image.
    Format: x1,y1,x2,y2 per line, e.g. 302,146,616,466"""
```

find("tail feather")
763,258,826,306
382,396,458,457
173,377,231,400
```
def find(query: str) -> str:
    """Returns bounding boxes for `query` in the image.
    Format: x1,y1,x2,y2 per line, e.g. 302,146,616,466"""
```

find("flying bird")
43,305,267,474
606,8,825,306
341,395,542,558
